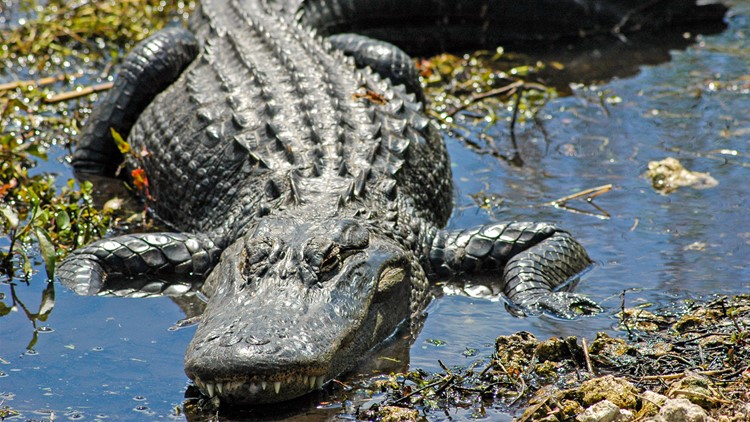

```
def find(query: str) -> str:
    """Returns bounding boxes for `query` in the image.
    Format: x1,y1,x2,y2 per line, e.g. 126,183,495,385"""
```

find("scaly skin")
58,0,727,406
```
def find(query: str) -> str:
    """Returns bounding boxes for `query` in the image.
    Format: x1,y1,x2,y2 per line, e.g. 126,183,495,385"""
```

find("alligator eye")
304,231,363,284
319,245,341,274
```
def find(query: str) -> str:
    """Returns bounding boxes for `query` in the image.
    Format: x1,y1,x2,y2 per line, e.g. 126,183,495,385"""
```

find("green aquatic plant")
1,0,195,63
0,0,196,284
419,50,558,166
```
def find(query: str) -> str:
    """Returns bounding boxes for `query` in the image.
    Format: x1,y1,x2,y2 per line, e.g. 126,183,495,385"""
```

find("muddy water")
3,1,750,420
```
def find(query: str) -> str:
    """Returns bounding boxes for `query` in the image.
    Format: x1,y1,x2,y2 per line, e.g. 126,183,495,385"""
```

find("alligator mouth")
192,372,329,403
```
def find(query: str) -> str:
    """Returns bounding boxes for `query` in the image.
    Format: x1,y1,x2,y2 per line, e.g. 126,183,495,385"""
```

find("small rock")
536,336,583,362
635,341,673,358
617,308,669,332
667,373,720,409
580,375,638,409
658,398,708,422
673,315,705,333
376,405,421,422
495,331,538,371
645,157,718,194
589,332,632,357
639,390,668,418
576,399,629,422
103,197,124,213
698,335,727,348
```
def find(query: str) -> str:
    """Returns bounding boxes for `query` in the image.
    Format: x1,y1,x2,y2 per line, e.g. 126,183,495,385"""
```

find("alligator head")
184,217,415,404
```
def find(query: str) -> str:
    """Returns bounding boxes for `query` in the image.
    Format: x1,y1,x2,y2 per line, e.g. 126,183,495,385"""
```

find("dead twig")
507,87,524,167
432,375,455,397
516,389,574,422
44,81,114,103
479,359,496,378
543,184,612,219
446,80,548,118
670,389,732,405
638,368,733,381
447,80,523,118
0,71,83,91
620,290,635,338
495,360,519,389
672,332,730,346
582,338,596,376
389,377,449,406
545,184,612,206
509,372,527,406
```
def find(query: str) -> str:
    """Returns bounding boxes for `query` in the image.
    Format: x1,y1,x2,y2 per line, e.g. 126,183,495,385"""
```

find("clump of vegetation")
0,0,195,283
419,50,555,120
1,0,194,64
418,50,557,164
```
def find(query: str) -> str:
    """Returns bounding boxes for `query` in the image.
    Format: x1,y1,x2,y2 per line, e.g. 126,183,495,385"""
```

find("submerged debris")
645,157,718,194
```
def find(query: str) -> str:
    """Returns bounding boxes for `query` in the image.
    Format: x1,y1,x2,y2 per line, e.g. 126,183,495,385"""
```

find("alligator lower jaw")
193,373,328,404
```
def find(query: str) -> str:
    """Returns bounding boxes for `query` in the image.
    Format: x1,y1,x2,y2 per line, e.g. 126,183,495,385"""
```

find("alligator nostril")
298,265,318,286
219,333,243,347
245,335,270,346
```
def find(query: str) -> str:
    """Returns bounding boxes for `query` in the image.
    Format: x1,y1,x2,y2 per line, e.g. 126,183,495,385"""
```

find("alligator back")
128,0,452,247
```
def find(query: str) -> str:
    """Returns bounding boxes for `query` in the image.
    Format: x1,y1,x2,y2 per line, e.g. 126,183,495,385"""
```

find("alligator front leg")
58,233,221,297
426,222,602,318
72,27,198,176
328,33,425,103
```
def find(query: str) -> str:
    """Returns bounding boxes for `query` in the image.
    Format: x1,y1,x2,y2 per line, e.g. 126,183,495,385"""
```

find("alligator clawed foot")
537,292,603,319
507,292,603,319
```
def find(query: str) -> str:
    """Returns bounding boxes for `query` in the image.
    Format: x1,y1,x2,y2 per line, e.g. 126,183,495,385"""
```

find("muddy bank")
359,295,750,421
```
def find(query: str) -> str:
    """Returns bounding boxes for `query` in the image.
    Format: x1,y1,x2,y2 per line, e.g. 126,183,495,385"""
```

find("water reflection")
1,281,55,351
526,23,728,92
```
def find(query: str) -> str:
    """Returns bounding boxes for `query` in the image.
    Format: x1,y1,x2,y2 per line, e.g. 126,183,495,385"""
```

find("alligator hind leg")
426,222,602,319
57,232,221,297
327,33,425,103
73,27,198,176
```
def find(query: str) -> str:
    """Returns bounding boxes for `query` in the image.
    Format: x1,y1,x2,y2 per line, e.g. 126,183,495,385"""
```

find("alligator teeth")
248,382,259,394
194,379,207,396
200,377,328,396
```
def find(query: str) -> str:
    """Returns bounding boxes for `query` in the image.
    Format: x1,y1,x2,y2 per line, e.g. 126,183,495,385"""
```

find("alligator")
58,0,727,406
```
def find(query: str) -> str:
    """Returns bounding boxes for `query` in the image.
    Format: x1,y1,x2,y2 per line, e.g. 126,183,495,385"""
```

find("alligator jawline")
193,372,329,403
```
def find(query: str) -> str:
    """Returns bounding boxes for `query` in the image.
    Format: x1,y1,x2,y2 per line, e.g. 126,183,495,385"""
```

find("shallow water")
3,1,750,420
